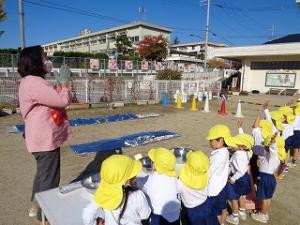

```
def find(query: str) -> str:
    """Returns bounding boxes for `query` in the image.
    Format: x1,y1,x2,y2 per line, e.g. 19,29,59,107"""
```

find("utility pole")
18,0,25,49
139,6,145,21
201,0,210,72
267,24,275,41
271,24,275,41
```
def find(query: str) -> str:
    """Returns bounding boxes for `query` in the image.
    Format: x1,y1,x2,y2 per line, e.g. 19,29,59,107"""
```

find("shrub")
0,102,15,110
156,69,182,80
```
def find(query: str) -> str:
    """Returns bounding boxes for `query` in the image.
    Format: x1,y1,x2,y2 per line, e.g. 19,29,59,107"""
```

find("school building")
42,21,172,56
214,34,300,94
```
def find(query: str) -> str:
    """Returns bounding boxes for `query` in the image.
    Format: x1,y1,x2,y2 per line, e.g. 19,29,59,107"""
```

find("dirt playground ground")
0,94,299,225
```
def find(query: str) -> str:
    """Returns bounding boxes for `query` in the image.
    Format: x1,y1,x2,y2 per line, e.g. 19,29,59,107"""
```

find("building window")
192,46,195,50
251,61,300,70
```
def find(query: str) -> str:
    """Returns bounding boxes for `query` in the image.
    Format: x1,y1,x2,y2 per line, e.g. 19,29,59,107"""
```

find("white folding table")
35,185,94,225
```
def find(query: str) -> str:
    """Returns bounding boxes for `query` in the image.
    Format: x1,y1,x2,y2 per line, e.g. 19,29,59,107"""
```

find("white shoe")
226,214,239,225
266,213,269,221
28,204,38,218
251,212,268,223
238,210,247,221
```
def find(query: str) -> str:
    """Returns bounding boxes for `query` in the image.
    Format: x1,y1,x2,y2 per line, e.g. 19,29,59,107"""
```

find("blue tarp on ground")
6,113,159,133
70,130,180,155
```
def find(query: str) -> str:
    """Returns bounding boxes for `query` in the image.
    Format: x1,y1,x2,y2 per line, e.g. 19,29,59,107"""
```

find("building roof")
170,41,228,48
213,42,300,60
264,34,300,44
42,21,172,46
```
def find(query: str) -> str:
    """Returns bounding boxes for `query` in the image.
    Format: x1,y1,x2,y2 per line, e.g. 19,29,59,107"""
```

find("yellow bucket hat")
278,106,293,116
263,135,286,161
234,133,254,150
206,124,237,148
148,147,176,177
274,120,283,131
286,113,295,124
179,151,209,190
94,155,142,210
295,104,300,115
274,136,287,161
270,111,284,122
269,111,284,131
259,120,273,139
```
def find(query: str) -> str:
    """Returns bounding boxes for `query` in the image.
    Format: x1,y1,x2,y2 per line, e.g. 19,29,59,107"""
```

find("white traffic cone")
202,94,210,113
235,99,244,118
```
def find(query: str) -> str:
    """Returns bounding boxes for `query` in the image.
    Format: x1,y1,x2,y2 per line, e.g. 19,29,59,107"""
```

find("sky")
1,0,300,48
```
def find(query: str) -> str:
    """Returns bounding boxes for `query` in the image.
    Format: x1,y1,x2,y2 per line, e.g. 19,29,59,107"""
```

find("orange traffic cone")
218,97,227,115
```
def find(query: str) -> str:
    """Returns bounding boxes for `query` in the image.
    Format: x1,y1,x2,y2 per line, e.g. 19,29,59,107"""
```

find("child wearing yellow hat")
82,155,151,225
262,101,283,132
250,132,281,224
226,120,254,225
262,101,288,176
177,150,219,225
206,124,237,225
289,98,300,167
139,147,181,225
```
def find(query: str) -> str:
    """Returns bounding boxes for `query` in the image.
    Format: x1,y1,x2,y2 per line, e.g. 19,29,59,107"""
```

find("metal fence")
0,77,222,106
0,53,219,78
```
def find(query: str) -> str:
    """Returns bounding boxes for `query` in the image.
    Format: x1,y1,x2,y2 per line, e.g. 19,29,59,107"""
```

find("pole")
204,0,210,72
18,0,25,49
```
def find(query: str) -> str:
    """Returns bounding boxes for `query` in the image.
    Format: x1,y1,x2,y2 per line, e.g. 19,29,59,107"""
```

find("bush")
156,69,182,80
119,55,140,61
0,102,15,110
51,51,108,68
53,51,108,59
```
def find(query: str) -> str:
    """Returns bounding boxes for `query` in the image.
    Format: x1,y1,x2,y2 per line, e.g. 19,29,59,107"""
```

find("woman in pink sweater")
18,46,71,220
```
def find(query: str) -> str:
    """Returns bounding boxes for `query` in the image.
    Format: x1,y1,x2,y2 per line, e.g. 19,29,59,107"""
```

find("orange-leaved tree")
137,35,168,61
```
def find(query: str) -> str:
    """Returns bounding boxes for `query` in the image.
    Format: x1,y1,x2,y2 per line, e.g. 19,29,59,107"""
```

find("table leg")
42,211,46,225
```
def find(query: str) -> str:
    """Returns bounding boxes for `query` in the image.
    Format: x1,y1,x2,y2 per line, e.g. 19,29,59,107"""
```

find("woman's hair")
118,186,139,223
18,45,47,78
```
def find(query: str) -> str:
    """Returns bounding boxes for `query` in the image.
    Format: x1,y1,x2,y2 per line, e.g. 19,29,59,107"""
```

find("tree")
115,35,132,56
0,0,6,22
207,58,226,69
172,36,180,45
137,35,168,61
0,0,6,37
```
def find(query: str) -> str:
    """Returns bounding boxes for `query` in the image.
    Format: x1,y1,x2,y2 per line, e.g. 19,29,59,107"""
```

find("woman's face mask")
43,60,53,73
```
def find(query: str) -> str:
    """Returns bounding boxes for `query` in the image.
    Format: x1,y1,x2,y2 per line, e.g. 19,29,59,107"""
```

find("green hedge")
52,51,108,68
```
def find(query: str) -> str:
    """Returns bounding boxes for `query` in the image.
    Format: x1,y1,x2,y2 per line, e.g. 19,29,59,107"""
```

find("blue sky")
1,0,300,48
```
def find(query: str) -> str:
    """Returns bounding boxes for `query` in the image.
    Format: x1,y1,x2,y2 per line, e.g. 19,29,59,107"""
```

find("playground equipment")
176,93,183,109
235,99,244,118
218,96,227,116
202,94,210,113
190,96,198,111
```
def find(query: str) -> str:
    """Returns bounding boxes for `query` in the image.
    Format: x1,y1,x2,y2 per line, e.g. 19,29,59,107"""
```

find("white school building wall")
242,55,300,93
214,42,300,93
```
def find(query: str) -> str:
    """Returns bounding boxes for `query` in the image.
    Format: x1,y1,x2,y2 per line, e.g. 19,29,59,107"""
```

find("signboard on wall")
89,59,99,69
265,72,296,88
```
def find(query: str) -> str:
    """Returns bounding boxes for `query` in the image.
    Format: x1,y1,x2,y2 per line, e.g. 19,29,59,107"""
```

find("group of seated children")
82,99,300,225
